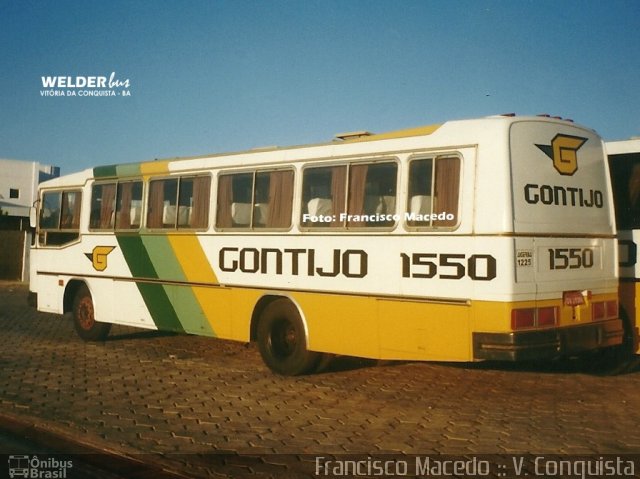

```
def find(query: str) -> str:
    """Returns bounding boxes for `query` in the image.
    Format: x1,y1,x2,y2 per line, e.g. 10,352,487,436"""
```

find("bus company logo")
535,134,588,176
85,246,116,271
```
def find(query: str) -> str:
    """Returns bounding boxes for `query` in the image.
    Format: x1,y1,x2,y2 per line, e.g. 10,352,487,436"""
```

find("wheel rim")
77,297,95,331
269,317,298,360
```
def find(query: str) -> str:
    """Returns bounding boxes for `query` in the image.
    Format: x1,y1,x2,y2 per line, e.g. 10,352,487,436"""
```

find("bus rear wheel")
257,298,320,376
72,285,111,341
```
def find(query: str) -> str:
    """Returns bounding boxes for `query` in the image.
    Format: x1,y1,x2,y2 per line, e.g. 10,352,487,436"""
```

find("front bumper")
473,319,624,361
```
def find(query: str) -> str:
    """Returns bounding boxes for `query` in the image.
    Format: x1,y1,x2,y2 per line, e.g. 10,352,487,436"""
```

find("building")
0,159,60,281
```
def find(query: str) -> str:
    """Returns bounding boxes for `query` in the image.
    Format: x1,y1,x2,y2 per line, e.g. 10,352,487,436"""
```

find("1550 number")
401,253,497,281
548,248,594,270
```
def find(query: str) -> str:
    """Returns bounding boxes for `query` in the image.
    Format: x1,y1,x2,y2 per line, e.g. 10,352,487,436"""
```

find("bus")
606,138,640,361
28,114,624,375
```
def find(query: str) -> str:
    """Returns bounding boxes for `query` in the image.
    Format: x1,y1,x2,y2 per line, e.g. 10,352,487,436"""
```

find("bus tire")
256,298,320,376
72,285,111,341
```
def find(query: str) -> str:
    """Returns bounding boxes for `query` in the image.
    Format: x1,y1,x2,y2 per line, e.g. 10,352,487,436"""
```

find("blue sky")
1,0,639,174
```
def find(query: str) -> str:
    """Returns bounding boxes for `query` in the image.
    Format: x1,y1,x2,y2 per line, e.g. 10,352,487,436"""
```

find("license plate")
563,291,585,306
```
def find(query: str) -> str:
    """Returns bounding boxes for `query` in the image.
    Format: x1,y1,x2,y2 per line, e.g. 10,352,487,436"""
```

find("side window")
216,170,293,229
115,181,143,230
40,191,62,230
61,191,82,229
216,173,253,228
148,178,178,228
147,176,210,229
254,170,294,228
176,176,211,229
406,156,460,228
346,162,397,227
91,181,144,230
90,183,116,229
301,161,397,228
301,165,346,227
39,190,82,246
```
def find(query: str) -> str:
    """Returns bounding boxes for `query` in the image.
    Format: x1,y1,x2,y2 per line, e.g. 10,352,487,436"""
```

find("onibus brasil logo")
8,455,72,478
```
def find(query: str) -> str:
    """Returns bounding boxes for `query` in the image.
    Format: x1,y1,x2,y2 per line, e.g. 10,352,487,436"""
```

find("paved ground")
1,281,639,478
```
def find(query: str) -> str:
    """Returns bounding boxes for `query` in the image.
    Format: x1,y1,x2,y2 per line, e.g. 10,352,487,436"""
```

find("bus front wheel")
257,299,320,376
72,285,112,341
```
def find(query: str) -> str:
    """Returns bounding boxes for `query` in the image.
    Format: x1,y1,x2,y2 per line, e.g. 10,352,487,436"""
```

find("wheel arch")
250,293,309,343
63,279,89,314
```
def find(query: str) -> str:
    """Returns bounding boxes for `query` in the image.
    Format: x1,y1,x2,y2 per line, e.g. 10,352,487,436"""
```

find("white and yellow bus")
29,115,623,375
606,138,640,359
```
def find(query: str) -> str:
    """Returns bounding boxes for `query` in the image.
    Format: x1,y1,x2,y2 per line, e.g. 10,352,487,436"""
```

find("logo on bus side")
535,134,588,176
85,246,116,271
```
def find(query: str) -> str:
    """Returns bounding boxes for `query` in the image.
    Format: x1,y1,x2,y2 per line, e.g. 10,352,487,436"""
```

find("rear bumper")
473,319,624,361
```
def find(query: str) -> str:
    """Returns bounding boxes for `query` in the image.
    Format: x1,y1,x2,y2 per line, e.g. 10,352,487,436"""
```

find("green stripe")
141,236,185,281
116,234,214,336
116,234,185,333
140,236,214,335
162,284,215,335
93,165,117,178
116,163,142,177
93,163,142,179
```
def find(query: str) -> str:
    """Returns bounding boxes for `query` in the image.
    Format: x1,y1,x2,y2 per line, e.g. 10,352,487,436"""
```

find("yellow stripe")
345,124,442,143
167,235,226,335
140,160,171,179
168,235,218,284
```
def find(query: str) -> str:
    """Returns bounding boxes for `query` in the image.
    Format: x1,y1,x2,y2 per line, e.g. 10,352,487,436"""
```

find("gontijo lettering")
524,184,604,208
219,247,368,278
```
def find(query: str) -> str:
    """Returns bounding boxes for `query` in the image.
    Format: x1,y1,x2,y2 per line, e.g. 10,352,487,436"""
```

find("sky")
0,0,639,175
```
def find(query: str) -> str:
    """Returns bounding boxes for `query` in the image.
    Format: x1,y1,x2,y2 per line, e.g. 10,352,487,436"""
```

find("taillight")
511,307,558,330
537,307,557,327
511,309,535,329
592,302,606,321
592,300,618,321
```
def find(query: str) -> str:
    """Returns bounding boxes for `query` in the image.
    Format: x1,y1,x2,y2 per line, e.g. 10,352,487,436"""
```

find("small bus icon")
8,455,30,478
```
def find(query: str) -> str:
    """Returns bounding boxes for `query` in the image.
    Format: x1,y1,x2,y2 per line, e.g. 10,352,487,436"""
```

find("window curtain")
216,175,234,228
347,164,368,227
100,184,116,228
266,170,293,228
116,182,133,229
60,193,71,228
191,176,211,228
330,166,347,226
70,192,82,229
60,192,81,229
433,157,460,227
147,181,164,228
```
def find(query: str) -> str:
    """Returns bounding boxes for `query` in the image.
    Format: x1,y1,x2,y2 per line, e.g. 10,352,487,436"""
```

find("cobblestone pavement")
1,281,639,478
